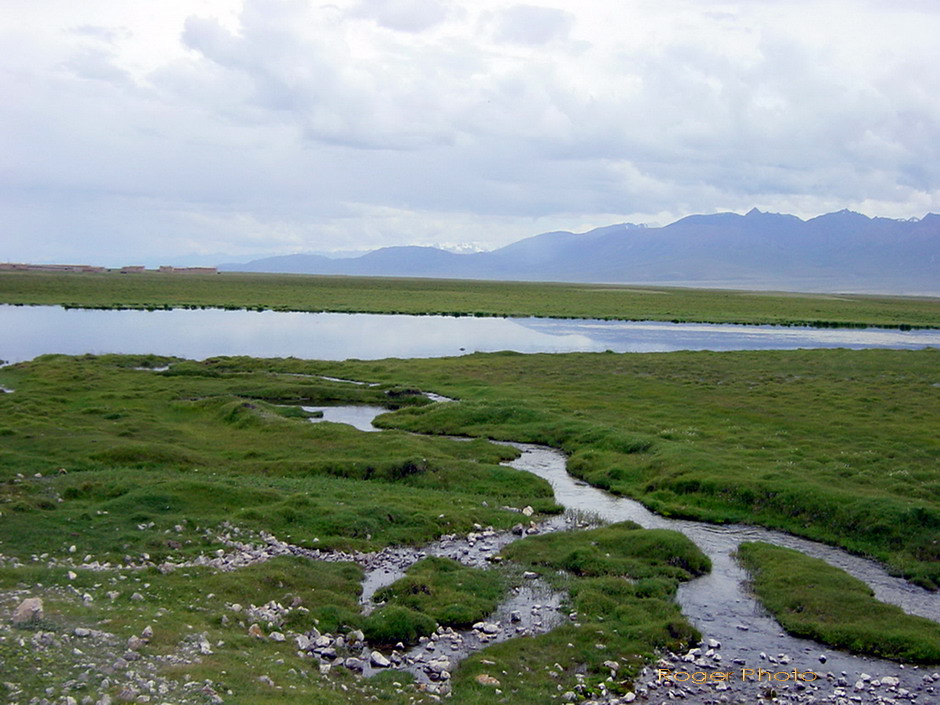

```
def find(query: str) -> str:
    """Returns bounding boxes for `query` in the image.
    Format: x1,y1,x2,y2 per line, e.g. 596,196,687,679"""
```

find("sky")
2,0,940,266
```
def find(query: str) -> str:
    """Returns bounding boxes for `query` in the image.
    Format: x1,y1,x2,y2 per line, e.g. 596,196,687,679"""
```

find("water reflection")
2,305,938,364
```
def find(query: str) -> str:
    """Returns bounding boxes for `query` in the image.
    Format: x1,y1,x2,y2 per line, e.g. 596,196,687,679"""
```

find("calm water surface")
3,304,938,363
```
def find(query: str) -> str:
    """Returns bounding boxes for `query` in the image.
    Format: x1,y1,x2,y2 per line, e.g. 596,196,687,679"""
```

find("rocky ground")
1,512,579,704
577,641,940,705
5,513,936,705
2,588,225,705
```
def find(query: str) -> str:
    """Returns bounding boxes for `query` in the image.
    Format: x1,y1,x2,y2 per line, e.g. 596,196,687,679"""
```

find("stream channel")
304,401,940,703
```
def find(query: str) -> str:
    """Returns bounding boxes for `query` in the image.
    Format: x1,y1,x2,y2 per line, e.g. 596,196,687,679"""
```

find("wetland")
0,272,938,704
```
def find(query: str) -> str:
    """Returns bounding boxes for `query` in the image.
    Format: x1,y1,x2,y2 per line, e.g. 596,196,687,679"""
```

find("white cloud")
492,5,575,45
2,0,940,264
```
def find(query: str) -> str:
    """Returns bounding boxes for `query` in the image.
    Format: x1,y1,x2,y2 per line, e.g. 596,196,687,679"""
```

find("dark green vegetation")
737,542,940,663
371,556,504,633
314,348,940,589
2,270,940,328
447,523,707,704
0,354,558,560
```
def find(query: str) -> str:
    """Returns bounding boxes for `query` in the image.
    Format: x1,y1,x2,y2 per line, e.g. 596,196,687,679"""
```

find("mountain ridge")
220,210,940,295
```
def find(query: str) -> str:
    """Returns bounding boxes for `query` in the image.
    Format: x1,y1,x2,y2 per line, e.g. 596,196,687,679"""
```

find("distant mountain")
220,209,940,295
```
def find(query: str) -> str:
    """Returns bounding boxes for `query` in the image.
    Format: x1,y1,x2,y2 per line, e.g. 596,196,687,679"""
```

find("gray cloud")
351,0,451,32
2,0,940,265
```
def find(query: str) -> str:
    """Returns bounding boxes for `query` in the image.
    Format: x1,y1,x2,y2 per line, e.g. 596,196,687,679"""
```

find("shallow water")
3,304,938,364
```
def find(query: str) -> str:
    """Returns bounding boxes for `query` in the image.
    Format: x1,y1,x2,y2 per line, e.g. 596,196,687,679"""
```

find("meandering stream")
309,402,940,699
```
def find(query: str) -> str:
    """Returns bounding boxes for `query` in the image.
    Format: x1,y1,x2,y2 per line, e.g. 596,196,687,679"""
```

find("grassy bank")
737,542,940,663
2,270,939,328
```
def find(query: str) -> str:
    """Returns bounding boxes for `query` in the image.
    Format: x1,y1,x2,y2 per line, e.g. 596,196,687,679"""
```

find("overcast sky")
3,0,940,266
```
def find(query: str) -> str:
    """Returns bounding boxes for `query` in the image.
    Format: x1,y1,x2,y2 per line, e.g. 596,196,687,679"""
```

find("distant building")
119,266,146,274
157,266,218,274
0,262,105,273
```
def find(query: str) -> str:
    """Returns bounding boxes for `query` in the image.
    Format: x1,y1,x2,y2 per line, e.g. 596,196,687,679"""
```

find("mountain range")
220,209,940,295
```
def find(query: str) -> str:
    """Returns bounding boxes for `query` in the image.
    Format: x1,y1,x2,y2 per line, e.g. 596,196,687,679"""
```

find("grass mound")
373,556,504,629
737,542,940,664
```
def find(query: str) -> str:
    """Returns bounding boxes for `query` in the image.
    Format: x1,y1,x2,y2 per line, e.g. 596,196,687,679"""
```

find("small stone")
475,674,500,686
521,505,534,516
269,631,285,642
127,635,143,650
74,627,91,637
141,625,153,640
130,592,144,601
248,623,264,639
371,651,391,668
344,657,364,671
13,597,45,625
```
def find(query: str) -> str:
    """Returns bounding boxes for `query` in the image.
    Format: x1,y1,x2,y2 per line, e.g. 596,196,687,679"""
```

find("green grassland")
737,542,940,663
2,270,940,327
0,354,560,561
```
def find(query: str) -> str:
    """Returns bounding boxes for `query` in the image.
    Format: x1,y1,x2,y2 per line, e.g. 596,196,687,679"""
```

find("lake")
3,304,939,364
